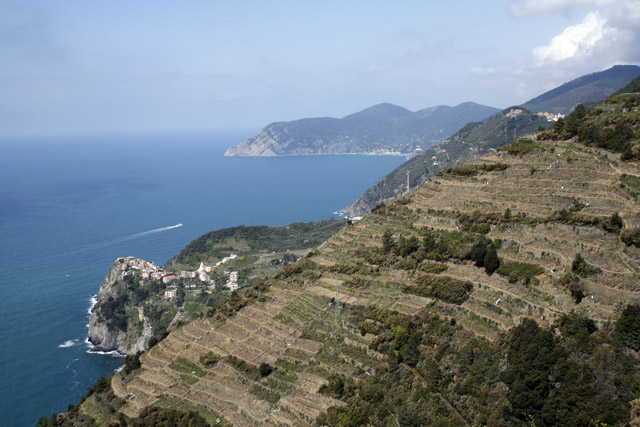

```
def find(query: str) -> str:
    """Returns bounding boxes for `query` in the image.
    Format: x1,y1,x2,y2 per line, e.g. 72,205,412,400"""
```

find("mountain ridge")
224,102,500,157
522,64,640,113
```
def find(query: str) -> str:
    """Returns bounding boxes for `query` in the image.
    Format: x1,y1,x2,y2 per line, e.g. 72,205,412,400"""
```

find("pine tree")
382,229,394,254
484,247,500,275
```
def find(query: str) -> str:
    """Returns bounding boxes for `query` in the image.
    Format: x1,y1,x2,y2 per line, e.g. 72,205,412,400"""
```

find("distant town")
116,255,241,301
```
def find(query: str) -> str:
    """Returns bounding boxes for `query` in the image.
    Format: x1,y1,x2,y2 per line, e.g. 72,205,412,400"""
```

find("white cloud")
510,0,619,16
532,12,612,63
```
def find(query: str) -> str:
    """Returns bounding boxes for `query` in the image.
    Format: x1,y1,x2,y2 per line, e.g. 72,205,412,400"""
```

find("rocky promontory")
88,257,157,355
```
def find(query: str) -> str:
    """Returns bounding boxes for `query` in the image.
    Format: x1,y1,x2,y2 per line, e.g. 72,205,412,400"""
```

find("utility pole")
406,170,410,194
335,272,340,328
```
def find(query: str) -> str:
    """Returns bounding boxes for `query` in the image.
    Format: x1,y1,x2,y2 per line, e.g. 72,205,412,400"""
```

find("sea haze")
0,131,405,426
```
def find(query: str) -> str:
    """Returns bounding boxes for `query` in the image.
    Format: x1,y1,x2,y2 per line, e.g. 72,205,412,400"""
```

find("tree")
565,104,586,137
468,240,488,267
423,233,436,252
484,248,500,275
259,362,273,377
382,230,394,254
614,304,640,351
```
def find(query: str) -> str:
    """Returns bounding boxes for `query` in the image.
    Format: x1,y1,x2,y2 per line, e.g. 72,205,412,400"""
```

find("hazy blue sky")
1,0,639,135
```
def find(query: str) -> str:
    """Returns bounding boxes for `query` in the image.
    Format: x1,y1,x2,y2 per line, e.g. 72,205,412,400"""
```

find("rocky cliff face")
88,257,154,355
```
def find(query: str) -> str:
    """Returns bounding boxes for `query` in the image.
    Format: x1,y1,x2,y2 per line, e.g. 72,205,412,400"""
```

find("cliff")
88,257,155,355
224,102,499,157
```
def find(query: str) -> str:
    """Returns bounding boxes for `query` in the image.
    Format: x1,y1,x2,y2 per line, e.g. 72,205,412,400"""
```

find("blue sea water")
0,130,405,426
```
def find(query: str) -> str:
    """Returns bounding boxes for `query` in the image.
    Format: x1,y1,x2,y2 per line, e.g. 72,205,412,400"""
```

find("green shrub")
259,362,273,377
497,261,543,284
621,228,640,247
571,253,600,277
405,275,473,304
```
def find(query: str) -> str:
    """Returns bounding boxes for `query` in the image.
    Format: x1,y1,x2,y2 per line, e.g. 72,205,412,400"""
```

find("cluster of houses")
534,111,566,122
431,148,448,166
505,108,565,122
120,257,175,283
117,255,242,302
164,254,241,300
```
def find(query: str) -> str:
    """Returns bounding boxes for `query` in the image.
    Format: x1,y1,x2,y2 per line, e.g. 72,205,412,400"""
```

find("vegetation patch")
619,173,640,198
497,261,544,284
457,210,503,233
180,375,199,386
497,139,543,156
416,261,448,274
206,281,271,320
273,312,293,325
199,351,220,368
404,274,473,304
224,355,262,381
172,219,345,268
169,358,206,378
571,253,601,277
621,228,640,247
440,162,509,177
152,396,231,426
275,358,306,373
541,101,640,159
272,372,297,383
250,385,280,405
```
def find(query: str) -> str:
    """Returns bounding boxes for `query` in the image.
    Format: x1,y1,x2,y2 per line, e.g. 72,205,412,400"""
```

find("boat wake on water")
125,223,183,240
53,224,184,259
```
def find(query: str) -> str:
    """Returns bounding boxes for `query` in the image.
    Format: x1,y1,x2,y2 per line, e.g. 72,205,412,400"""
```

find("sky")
1,0,639,136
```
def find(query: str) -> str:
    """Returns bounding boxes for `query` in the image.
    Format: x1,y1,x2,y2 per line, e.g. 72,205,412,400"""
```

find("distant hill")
224,102,500,156
342,107,551,216
522,64,640,114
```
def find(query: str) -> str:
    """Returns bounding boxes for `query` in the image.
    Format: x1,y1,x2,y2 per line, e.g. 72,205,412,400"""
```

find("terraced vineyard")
103,130,640,425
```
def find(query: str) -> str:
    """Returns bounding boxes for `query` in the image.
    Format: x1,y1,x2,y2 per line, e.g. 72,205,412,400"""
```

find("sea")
0,130,405,426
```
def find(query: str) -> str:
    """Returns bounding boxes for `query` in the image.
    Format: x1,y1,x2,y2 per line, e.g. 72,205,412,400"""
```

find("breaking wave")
58,339,80,348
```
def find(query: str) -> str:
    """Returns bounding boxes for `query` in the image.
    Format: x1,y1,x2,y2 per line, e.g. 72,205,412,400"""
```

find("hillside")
615,74,640,95
166,220,346,272
522,64,640,114
50,93,640,426
342,107,551,217
224,102,499,157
